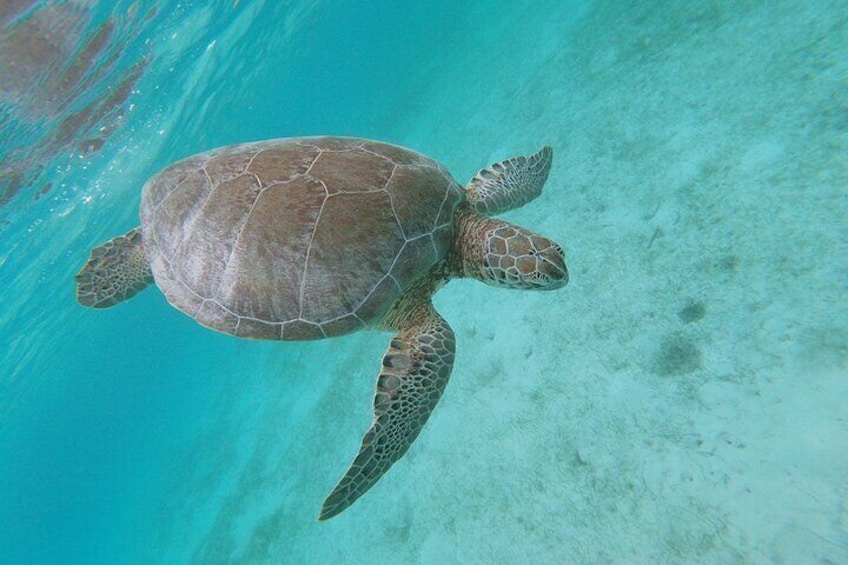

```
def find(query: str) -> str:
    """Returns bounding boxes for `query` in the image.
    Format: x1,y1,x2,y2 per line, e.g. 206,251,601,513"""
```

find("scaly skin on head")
449,204,568,290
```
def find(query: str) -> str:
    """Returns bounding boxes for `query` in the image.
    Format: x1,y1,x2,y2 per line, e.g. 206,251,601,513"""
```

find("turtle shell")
140,136,463,340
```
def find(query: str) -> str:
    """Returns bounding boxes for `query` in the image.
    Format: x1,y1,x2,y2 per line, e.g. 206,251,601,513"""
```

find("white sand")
158,1,847,562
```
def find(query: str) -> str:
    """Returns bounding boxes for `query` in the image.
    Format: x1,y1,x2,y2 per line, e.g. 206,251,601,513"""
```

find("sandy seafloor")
1,1,846,563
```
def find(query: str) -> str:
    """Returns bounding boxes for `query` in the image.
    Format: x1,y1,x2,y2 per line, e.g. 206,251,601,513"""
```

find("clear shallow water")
1,1,846,563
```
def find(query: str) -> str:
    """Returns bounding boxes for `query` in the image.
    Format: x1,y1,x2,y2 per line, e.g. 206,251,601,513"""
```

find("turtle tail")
75,227,154,308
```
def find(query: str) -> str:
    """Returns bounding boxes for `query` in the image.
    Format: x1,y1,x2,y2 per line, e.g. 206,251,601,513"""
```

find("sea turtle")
75,136,568,520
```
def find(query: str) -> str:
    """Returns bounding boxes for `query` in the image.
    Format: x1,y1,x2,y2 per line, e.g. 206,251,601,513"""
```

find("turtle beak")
534,241,568,290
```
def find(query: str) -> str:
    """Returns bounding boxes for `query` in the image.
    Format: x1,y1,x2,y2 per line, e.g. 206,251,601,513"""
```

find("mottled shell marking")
140,137,463,340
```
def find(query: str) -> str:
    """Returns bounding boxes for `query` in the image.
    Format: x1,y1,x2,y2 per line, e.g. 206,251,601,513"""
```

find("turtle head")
479,223,568,290
455,211,568,290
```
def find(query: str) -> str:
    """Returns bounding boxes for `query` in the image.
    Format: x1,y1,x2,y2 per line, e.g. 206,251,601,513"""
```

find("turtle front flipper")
319,303,456,520
465,146,553,216
75,227,153,308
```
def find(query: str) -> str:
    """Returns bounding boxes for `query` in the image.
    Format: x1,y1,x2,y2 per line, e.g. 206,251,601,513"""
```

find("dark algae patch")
654,334,703,376
678,301,706,324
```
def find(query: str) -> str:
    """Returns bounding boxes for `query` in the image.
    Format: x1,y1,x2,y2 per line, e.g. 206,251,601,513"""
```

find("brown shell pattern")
140,137,462,340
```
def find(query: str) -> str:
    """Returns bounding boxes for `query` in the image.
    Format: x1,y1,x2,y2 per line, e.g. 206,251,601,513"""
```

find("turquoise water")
2,1,847,563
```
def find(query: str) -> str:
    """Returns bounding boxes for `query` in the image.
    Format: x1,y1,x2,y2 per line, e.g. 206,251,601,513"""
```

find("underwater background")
1,1,846,563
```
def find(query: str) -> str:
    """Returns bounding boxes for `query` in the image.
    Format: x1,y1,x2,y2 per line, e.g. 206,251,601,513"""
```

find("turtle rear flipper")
76,227,153,308
319,302,455,520
465,146,553,216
